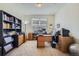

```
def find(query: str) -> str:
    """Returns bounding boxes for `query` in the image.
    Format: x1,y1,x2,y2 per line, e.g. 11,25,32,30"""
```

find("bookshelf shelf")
3,41,14,46
3,20,14,23
3,35,11,37
0,10,22,56
3,29,16,30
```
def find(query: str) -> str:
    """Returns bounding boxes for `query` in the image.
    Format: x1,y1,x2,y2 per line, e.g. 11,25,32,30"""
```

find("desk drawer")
45,36,52,42
37,36,45,42
37,42,45,47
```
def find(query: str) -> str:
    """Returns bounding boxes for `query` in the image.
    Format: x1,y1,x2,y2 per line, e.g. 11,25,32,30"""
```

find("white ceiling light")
35,3,43,8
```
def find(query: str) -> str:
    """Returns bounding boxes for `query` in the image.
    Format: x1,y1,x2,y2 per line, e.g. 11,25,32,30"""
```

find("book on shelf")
15,18,21,24
16,26,20,29
15,19,19,24
12,24,15,29
3,14,7,21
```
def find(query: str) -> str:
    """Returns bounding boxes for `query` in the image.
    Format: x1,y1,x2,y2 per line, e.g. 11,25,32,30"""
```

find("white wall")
55,4,79,43
0,4,24,20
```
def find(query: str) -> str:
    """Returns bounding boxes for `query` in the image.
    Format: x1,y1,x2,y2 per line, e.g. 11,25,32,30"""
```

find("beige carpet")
6,40,69,56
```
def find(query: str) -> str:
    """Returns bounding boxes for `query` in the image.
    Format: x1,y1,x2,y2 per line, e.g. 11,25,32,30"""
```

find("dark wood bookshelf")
0,10,22,56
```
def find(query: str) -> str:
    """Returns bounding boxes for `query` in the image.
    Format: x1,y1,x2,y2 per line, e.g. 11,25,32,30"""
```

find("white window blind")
31,18,47,32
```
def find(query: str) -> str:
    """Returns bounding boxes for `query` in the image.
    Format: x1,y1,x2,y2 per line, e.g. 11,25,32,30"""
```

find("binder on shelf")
3,14,7,21
4,37,14,44
4,44,13,52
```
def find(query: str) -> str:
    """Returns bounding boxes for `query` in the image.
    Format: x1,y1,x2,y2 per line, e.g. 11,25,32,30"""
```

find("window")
31,18,47,33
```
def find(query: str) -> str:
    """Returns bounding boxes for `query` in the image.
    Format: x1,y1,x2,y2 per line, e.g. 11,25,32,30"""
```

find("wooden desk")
37,35,52,48
37,35,45,48
43,35,52,42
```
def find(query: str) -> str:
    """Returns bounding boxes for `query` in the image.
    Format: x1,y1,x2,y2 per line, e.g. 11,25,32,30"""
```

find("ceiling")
0,3,65,15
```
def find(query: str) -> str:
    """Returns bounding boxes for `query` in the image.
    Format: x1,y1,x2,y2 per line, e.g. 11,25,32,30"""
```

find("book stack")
3,22,11,29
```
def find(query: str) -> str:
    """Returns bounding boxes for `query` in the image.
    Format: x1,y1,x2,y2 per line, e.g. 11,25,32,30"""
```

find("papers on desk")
4,37,14,44
43,35,52,36
4,44,13,52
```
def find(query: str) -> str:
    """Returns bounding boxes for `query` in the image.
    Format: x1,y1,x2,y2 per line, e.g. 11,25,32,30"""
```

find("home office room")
0,0,79,58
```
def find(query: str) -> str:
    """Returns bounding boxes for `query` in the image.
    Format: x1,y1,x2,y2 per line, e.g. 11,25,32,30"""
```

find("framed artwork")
57,24,60,28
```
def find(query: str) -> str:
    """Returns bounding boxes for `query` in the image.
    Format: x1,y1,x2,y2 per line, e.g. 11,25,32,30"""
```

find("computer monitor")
61,28,70,37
